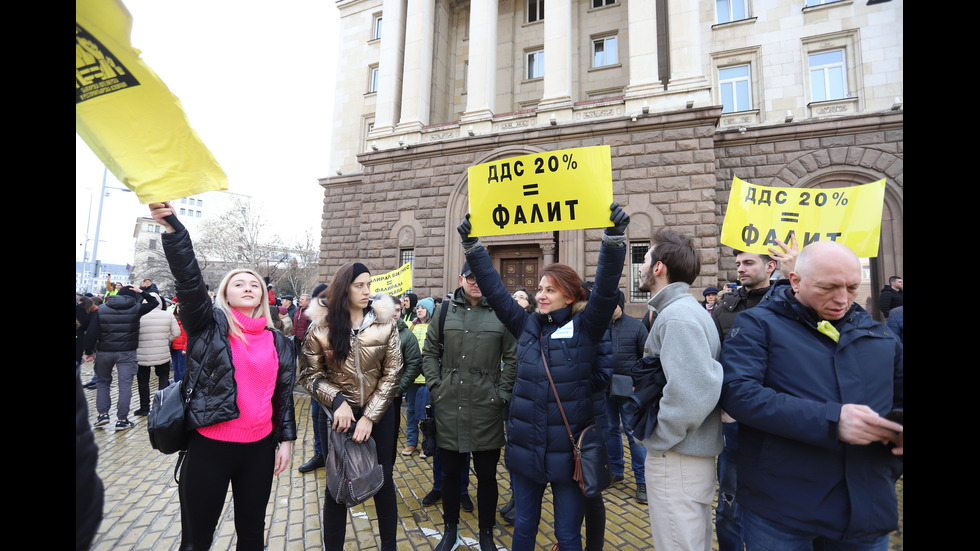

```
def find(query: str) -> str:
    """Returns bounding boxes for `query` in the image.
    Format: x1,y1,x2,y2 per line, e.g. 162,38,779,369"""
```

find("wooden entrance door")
501,257,539,294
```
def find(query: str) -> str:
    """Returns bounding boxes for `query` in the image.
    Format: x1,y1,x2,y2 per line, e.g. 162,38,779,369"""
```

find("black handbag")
609,373,633,397
540,332,612,498
147,381,189,455
324,419,385,507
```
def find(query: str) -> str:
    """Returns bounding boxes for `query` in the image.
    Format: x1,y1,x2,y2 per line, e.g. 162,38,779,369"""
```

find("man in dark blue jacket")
721,241,903,549
83,285,159,431
602,290,649,503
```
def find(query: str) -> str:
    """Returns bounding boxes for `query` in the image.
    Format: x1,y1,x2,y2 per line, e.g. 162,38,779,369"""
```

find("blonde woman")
149,202,295,551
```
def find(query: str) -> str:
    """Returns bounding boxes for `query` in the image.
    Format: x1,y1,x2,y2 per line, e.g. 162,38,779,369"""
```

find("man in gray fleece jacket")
637,228,723,551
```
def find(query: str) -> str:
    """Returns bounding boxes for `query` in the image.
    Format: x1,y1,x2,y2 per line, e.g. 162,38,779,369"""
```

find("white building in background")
130,190,251,292
317,0,902,318
76,262,131,295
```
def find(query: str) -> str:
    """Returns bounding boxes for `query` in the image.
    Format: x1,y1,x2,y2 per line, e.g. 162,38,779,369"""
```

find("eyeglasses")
513,293,528,300
463,275,477,284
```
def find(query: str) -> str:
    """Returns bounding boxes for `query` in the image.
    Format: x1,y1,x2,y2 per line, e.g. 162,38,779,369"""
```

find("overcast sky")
76,0,341,266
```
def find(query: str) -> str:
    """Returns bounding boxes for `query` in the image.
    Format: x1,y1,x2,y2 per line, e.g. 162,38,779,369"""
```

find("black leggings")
318,405,397,551
441,447,501,529
178,431,275,551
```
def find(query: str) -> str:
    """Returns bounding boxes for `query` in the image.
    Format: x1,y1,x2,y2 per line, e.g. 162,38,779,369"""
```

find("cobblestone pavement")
80,366,902,550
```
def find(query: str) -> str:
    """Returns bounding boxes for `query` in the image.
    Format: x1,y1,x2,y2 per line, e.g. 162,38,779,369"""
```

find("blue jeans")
171,349,186,382
716,421,740,551
405,383,428,447
511,471,585,551
740,508,890,551
311,398,322,454
604,395,646,484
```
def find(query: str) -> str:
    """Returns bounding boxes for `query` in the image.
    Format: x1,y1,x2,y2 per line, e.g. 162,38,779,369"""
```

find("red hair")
539,263,587,304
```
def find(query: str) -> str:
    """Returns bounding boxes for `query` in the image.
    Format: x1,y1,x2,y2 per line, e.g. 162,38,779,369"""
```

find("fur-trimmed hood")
304,292,397,326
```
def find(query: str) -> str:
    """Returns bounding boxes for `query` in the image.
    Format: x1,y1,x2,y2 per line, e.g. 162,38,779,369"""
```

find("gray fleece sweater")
641,282,724,458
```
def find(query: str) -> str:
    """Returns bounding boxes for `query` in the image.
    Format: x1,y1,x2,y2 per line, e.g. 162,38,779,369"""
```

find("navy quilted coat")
465,240,625,482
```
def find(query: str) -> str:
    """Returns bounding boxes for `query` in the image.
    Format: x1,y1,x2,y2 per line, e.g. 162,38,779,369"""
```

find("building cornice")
347,106,723,170
714,110,903,147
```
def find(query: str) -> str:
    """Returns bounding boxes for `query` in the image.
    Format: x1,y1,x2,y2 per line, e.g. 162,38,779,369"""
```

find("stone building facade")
317,0,903,319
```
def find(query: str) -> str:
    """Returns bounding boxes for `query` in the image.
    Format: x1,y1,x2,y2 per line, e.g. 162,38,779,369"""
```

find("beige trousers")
643,451,717,551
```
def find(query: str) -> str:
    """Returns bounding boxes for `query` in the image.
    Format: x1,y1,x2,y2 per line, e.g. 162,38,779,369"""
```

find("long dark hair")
323,262,358,365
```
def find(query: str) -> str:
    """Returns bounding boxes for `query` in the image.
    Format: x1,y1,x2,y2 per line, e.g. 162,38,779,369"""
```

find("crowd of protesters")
77,201,902,551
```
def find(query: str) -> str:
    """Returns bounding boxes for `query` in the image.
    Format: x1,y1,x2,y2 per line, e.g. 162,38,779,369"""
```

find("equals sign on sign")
780,212,800,223
523,184,539,196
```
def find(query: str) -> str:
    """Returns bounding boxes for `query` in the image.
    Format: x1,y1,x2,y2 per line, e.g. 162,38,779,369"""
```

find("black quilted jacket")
162,228,296,444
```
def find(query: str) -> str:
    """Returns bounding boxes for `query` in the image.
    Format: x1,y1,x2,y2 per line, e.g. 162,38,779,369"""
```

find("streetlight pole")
89,168,108,294
88,167,134,294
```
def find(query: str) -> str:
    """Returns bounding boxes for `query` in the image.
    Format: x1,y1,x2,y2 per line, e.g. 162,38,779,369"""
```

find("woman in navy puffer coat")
457,204,629,551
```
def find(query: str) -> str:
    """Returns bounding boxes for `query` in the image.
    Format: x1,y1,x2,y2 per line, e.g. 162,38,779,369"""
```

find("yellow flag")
76,0,227,203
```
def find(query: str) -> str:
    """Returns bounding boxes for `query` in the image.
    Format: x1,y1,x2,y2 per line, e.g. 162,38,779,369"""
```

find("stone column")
373,0,407,134
624,0,660,106
665,0,710,93
540,242,556,266
396,0,435,132
538,0,573,112
461,0,497,123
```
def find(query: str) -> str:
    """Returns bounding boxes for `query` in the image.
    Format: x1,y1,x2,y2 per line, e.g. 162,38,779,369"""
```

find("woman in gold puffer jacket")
299,262,403,551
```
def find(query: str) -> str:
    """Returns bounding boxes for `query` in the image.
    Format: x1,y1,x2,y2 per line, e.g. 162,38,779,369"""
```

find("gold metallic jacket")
299,294,403,423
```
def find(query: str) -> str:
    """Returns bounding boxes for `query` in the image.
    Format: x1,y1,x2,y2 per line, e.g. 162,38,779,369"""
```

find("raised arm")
150,202,210,336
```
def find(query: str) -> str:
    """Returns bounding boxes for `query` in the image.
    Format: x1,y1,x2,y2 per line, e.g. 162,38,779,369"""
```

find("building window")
592,0,616,7
526,49,544,80
148,239,157,250
400,249,414,294
629,243,651,302
808,49,847,102
372,14,383,40
592,36,618,68
197,199,203,206
719,64,751,113
179,208,186,215
716,0,747,23
369,65,379,93
527,0,544,22
363,117,376,152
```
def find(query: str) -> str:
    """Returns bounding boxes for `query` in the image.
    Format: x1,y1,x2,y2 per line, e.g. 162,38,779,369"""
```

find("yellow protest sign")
76,0,228,203
467,146,613,237
371,263,413,297
720,177,886,257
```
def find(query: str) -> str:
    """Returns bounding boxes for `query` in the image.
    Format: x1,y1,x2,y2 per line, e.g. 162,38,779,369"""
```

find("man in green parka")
423,262,518,551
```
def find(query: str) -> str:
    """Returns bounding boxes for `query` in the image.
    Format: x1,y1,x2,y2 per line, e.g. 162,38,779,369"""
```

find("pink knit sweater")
197,309,279,443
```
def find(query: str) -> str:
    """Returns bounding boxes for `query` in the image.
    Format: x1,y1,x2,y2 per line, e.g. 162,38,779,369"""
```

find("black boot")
500,495,515,515
433,523,459,551
479,527,496,551
298,452,324,473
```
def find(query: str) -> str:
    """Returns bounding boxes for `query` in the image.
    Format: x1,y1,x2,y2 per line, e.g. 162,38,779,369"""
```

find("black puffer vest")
97,294,141,352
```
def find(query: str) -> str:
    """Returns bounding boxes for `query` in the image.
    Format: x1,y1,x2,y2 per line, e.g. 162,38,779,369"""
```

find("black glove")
457,214,478,246
605,202,630,236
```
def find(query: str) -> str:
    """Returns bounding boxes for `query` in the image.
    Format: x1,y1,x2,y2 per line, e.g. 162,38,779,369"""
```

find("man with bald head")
720,241,903,550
